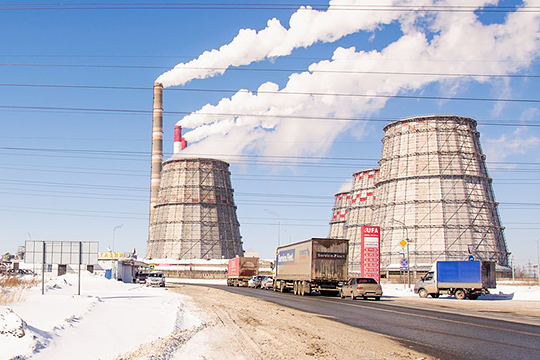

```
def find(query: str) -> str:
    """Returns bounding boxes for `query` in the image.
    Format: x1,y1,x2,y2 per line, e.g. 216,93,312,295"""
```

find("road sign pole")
42,241,45,295
407,241,411,289
78,241,82,296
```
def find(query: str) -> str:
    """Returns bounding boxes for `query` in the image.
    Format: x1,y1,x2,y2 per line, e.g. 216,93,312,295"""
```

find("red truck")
227,257,259,287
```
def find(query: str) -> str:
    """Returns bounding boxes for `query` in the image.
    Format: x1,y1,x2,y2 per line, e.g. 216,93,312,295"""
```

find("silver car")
340,277,382,300
146,271,166,287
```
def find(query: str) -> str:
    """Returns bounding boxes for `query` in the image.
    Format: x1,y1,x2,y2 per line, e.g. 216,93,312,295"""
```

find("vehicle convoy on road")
339,277,382,300
414,260,496,300
227,256,259,287
273,238,348,296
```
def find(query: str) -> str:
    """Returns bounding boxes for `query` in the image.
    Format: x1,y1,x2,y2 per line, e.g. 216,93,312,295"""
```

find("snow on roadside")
0,272,199,360
381,283,540,301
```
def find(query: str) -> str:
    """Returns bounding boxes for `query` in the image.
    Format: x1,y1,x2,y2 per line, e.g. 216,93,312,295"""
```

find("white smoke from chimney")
156,0,404,88
177,0,540,161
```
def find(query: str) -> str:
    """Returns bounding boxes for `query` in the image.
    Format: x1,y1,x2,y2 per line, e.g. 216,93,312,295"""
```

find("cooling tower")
147,156,243,259
373,115,509,270
346,168,379,275
329,192,350,239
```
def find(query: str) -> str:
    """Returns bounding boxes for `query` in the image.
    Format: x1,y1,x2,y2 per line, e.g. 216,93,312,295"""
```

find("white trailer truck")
273,238,348,296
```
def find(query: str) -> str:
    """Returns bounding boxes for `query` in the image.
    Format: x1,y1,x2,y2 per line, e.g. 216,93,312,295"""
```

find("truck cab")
414,271,438,298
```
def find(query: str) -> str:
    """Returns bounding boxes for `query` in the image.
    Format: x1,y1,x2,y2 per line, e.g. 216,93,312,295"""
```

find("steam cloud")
159,0,540,162
156,0,400,88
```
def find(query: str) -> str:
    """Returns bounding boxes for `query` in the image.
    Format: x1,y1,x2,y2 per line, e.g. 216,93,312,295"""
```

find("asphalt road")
212,285,540,360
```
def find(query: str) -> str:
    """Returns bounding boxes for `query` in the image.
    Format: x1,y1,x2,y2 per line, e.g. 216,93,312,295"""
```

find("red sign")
360,226,380,282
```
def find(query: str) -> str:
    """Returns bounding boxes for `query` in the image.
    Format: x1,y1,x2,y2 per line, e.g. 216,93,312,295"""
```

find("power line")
1,105,540,126
1,54,538,64
0,3,537,13
0,63,539,77
2,146,540,166
0,3,538,13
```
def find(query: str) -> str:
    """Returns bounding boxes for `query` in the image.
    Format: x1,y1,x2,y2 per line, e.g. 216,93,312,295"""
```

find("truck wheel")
455,289,466,300
300,282,306,296
339,290,344,299
430,293,440,298
468,294,479,300
418,289,428,298
280,282,285,293
374,297,381,301
350,292,355,300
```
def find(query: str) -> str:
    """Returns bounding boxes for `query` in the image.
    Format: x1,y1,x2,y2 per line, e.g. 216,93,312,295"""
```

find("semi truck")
227,257,259,287
414,260,496,300
273,238,348,296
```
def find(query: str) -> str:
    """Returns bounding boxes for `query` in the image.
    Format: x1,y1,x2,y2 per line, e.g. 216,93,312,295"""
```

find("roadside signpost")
25,241,98,295
400,257,409,271
360,226,381,282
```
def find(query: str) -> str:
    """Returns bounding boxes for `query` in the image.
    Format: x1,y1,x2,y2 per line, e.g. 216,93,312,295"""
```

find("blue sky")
0,0,539,268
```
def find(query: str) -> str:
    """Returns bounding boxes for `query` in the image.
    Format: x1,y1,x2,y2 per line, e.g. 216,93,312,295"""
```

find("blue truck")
414,261,496,300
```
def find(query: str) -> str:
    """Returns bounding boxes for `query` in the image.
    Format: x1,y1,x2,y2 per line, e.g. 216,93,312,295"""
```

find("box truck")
227,257,259,287
414,260,496,300
273,238,348,296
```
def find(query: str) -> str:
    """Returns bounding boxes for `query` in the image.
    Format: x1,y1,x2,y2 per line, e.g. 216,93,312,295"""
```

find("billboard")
360,226,380,282
25,241,99,265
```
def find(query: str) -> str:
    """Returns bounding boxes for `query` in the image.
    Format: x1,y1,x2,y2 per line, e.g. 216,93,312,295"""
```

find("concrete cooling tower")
329,192,350,239
146,83,243,259
330,115,509,272
329,169,379,275
374,115,508,269
147,156,243,259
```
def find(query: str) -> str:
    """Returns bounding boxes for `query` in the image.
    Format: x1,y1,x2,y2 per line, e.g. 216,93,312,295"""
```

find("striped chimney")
149,82,163,224
174,125,182,153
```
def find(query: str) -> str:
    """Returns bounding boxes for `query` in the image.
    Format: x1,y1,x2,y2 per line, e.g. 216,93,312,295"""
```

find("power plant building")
330,115,509,271
146,83,243,260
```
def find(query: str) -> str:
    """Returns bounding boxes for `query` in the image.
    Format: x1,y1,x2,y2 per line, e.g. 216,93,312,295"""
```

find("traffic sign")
399,239,408,247
468,255,475,261
400,266,409,271
400,258,408,266
149,264,156,271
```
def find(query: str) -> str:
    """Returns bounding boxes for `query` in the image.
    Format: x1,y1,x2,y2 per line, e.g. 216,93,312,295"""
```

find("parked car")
135,271,149,284
7,269,34,276
260,276,274,290
248,275,264,288
339,278,382,300
146,271,166,287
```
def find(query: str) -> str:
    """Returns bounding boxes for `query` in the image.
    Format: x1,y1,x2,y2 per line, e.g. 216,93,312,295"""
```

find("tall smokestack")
174,125,182,154
150,82,163,225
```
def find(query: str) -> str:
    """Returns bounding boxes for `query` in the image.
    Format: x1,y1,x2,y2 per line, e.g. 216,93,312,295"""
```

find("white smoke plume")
175,0,540,161
156,0,404,88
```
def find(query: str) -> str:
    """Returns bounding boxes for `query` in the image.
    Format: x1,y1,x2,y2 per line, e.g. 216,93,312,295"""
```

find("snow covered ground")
382,282,540,300
1,274,539,360
0,273,203,360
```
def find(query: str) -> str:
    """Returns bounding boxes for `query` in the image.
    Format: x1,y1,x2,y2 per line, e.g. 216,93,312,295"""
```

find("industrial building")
330,115,509,273
146,83,243,260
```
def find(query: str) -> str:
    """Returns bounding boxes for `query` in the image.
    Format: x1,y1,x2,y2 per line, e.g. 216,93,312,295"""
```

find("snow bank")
381,283,540,301
0,272,193,360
